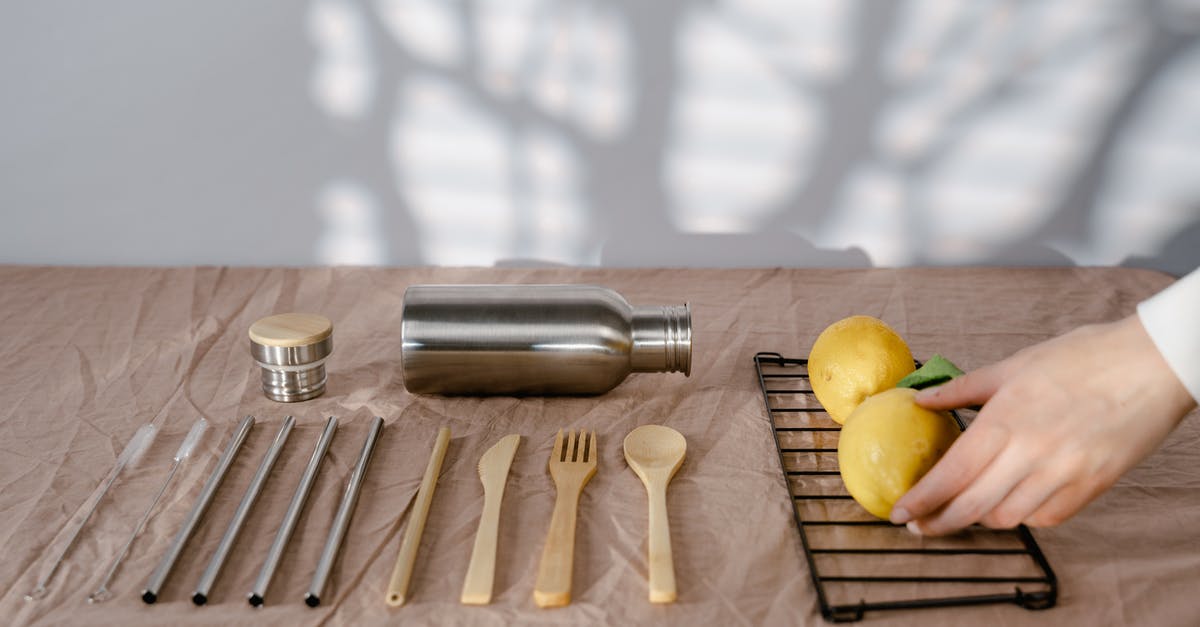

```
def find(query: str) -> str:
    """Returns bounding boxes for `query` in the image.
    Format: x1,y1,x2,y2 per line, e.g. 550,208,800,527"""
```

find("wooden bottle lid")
249,313,333,348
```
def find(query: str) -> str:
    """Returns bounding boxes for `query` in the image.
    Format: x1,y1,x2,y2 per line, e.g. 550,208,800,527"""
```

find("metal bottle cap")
249,313,333,402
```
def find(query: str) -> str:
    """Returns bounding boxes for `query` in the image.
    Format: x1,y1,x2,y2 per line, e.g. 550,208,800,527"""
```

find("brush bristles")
175,418,208,461
119,424,158,468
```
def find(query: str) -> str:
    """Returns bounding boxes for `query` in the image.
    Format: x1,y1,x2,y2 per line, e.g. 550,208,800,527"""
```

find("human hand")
889,314,1197,535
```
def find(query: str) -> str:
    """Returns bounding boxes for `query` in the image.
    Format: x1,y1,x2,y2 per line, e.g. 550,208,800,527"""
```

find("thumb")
914,364,1003,410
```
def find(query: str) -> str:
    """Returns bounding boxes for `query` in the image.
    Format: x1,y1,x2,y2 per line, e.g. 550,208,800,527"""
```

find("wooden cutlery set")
403,425,688,609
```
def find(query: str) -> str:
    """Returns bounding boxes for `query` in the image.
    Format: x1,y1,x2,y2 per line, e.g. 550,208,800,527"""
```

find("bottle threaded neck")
630,304,692,375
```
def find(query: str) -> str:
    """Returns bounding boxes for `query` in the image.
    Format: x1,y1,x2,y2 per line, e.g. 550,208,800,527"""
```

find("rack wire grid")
754,352,1057,622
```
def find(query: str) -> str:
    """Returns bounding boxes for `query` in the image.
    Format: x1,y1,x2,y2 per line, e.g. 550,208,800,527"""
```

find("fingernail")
906,521,923,536
889,507,910,524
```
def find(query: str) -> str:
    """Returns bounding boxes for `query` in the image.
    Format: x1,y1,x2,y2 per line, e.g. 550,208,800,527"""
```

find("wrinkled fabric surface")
1,266,1197,627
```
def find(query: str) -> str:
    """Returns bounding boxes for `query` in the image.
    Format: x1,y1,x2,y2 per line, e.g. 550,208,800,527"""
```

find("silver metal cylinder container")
400,284,691,395
249,313,333,402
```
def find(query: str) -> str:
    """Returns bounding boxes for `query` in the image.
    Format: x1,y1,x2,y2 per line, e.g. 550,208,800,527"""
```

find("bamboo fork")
534,429,597,608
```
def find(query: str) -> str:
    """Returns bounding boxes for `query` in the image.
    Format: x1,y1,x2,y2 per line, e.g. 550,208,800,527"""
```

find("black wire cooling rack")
754,352,1057,622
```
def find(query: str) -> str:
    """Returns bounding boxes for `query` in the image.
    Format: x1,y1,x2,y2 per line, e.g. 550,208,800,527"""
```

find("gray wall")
3,0,1199,273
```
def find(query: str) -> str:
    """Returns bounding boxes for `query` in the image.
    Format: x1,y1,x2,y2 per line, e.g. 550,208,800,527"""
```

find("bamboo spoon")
623,425,686,603
386,426,451,607
460,434,520,605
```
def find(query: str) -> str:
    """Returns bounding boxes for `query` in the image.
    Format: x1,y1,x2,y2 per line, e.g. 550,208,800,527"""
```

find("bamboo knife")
461,434,521,605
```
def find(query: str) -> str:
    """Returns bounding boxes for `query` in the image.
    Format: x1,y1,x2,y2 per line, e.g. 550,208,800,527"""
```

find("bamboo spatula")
460,434,520,605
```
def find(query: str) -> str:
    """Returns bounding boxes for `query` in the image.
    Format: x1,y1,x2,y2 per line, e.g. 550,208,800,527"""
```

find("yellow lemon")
837,387,960,519
808,315,915,424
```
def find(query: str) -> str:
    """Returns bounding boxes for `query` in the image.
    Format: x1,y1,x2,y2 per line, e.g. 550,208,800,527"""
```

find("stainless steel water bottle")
400,285,692,395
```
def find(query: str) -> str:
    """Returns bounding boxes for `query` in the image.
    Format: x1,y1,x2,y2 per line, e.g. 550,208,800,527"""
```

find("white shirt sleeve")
1137,267,1200,404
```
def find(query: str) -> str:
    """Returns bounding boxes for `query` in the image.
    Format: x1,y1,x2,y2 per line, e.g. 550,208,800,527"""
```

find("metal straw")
305,416,384,608
142,415,255,604
248,416,338,607
26,423,157,601
88,418,208,603
192,416,294,605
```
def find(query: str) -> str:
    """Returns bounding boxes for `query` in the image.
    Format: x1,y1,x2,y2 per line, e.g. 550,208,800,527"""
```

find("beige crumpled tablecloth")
1,266,1197,626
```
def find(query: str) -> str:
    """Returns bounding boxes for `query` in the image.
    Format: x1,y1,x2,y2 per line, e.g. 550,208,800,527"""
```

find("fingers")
914,365,1004,410
977,473,1064,530
892,363,1008,526
903,445,1029,535
1024,478,1110,528
907,452,1113,533
889,417,1008,525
